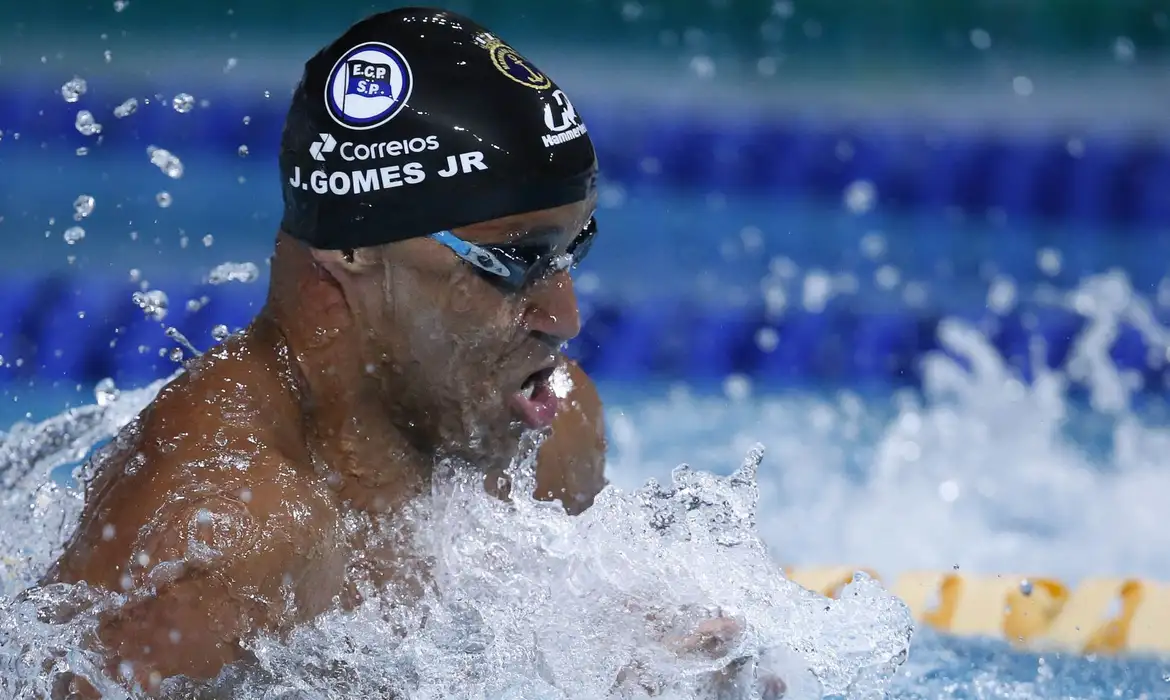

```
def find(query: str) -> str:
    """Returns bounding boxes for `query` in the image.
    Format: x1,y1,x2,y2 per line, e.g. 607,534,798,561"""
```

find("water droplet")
114,97,138,118
156,191,173,208
1113,36,1136,62
211,324,230,341
689,55,715,79
61,77,87,103
237,144,249,157
207,262,260,285
969,28,992,50
113,0,129,11
75,110,102,136
63,226,86,244
754,327,779,352
75,147,89,156
224,57,238,73
95,377,120,406
169,347,184,362
147,146,184,178
104,49,113,63
242,115,251,125
171,93,195,113
843,179,877,214
73,194,95,220
132,289,169,321
202,234,214,247
1012,75,1034,97
1037,248,1062,277
723,374,752,401
101,523,116,540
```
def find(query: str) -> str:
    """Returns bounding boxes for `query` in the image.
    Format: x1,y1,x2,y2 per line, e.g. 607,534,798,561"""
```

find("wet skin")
46,201,608,691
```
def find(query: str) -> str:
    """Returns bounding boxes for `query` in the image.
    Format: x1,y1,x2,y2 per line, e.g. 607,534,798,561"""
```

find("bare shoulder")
534,361,608,514
50,350,345,687
84,443,343,688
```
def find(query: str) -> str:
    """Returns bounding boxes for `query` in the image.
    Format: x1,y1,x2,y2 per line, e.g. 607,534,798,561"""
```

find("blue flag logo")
325,43,414,130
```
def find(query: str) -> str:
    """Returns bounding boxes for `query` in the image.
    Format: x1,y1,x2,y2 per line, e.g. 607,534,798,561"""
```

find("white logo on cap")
541,89,587,149
309,133,337,161
324,42,414,131
543,90,579,133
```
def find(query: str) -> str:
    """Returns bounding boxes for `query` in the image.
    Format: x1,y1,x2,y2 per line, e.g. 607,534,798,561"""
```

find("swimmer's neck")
250,310,432,514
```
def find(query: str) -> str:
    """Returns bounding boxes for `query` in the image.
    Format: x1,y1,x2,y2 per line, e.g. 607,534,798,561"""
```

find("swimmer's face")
334,199,594,468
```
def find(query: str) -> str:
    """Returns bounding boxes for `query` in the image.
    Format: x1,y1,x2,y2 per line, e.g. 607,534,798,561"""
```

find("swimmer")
43,8,782,697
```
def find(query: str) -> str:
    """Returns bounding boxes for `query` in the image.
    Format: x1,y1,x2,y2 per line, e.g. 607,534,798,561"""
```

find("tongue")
513,377,559,429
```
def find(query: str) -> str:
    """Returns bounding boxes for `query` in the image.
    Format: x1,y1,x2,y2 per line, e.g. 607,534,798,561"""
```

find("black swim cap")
278,7,598,250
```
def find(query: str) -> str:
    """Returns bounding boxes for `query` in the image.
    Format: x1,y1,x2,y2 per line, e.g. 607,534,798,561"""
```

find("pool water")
4,156,1170,696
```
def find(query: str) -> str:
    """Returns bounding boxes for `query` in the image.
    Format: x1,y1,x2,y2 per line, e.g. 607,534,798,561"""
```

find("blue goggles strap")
430,230,517,280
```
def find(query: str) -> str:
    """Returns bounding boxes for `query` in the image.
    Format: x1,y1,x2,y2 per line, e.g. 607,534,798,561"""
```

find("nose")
522,269,582,345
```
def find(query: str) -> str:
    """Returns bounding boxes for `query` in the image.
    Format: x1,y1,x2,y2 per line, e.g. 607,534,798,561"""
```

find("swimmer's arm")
534,361,607,514
95,478,341,694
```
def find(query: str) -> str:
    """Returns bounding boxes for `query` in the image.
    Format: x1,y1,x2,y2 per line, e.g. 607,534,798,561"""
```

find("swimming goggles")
430,216,596,293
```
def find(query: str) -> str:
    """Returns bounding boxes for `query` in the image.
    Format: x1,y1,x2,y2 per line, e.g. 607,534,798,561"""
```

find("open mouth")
510,366,559,429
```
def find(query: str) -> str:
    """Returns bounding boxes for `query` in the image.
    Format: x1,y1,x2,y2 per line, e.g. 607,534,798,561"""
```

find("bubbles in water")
168,347,184,362
224,57,239,73
156,192,173,208
237,145,249,157
131,289,169,321
94,378,120,407
113,0,129,10
74,110,102,136
1012,75,1035,97
843,180,876,214
75,147,89,157
72,194,95,221
171,93,195,113
202,234,214,247
211,324,230,341
60,77,87,103
113,97,138,118
63,226,85,245
207,262,260,285
147,146,184,179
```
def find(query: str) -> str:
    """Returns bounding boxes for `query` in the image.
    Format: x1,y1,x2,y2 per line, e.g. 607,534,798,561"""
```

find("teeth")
521,379,536,400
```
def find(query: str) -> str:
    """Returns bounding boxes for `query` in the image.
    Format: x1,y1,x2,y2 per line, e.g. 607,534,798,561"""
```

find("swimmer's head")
273,8,598,468
279,6,596,249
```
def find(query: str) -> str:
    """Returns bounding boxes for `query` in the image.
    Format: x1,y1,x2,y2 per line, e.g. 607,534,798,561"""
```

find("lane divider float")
785,566,1170,656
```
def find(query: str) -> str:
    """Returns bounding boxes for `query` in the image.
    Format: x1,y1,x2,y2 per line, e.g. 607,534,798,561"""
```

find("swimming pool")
5,127,1170,698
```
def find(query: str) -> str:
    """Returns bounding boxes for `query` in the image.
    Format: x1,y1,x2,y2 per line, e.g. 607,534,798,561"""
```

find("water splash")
72,195,95,221
74,111,101,136
146,147,183,179
0,395,911,698
113,98,138,119
60,78,87,104
207,262,260,285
